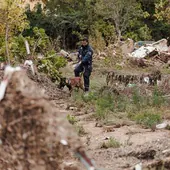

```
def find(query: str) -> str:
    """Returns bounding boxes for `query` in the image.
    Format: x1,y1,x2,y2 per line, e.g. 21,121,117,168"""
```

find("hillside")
1,0,170,169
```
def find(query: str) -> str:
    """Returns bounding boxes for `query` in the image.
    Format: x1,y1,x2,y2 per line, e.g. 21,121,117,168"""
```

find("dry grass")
100,137,121,149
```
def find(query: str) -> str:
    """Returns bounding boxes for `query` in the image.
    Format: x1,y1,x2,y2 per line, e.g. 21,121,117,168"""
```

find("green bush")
0,56,5,62
132,88,143,108
95,94,115,120
152,88,165,107
71,85,167,125
133,112,162,128
38,50,67,82
131,87,166,110
114,95,128,112
82,92,98,103
97,95,115,111
101,137,121,149
67,114,77,125
3,27,51,62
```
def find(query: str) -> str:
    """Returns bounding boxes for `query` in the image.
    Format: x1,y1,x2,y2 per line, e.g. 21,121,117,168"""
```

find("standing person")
74,37,93,95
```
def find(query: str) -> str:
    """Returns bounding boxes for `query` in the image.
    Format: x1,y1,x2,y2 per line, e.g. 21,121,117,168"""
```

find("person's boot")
84,88,89,97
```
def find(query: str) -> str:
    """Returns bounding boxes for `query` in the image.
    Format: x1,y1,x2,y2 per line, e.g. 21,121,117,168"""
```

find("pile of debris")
94,38,170,69
0,71,86,170
128,39,170,68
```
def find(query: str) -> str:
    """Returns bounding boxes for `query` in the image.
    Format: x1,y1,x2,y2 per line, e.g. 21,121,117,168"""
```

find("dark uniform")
74,44,93,92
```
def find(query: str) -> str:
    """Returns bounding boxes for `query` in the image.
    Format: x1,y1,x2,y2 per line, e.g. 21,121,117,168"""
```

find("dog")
58,77,84,95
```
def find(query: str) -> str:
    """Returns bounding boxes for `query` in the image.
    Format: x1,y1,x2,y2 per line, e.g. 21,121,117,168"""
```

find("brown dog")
58,77,84,95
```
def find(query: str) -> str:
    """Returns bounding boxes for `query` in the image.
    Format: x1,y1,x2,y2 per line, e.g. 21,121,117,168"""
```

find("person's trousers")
74,64,92,92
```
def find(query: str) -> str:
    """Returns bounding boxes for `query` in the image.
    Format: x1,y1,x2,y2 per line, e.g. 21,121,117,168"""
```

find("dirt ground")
59,63,170,170
0,62,170,170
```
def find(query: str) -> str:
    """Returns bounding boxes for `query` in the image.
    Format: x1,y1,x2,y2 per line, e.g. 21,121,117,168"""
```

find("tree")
136,0,170,41
45,0,88,49
96,0,146,41
154,0,170,21
25,0,170,49
11,27,51,62
0,0,29,63
26,0,116,50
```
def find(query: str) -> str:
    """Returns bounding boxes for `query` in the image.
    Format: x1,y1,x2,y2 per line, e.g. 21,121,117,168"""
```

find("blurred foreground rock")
0,71,83,170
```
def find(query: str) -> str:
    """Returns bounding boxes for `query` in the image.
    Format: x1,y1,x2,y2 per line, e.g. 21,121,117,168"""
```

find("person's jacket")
78,45,93,65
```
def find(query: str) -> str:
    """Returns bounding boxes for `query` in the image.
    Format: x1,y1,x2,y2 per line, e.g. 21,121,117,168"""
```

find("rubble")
130,46,157,58
24,60,35,75
0,70,86,170
129,39,169,58
27,71,69,100
0,66,21,101
134,41,155,49
104,69,170,99
0,62,6,70
144,157,170,170
92,38,170,70
59,50,77,62
127,38,170,68
120,38,134,55
152,39,169,53
156,122,168,129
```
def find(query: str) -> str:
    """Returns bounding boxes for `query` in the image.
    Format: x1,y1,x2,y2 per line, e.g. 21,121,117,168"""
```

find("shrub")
152,88,165,107
132,88,142,108
67,113,86,137
82,92,98,103
114,95,128,112
100,137,121,149
74,124,87,137
67,114,77,125
134,112,162,128
95,94,115,120
37,50,67,82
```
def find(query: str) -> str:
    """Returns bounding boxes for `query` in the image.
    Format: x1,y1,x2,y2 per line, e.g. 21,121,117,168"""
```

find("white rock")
156,122,168,129
60,139,68,146
135,163,142,170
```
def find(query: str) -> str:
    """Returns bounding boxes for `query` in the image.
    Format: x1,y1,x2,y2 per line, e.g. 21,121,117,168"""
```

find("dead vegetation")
106,69,162,87
100,137,121,149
